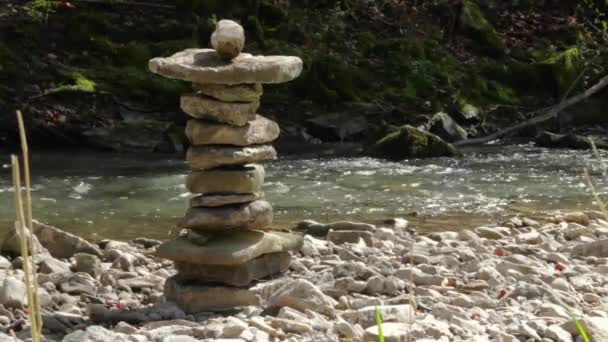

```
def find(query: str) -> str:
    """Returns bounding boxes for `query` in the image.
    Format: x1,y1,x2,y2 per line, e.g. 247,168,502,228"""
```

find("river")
1,144,606,241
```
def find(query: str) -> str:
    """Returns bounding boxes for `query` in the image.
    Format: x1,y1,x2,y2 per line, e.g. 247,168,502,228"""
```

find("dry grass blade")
583,168,608,219
11,155,40,342
589,137,607,178
16,110,43,336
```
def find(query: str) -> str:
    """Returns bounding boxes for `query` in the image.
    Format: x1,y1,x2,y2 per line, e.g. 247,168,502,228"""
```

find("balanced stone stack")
148,20,303,312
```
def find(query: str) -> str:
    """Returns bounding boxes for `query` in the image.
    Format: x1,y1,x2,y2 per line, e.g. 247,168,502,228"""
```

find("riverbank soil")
0,0,607,151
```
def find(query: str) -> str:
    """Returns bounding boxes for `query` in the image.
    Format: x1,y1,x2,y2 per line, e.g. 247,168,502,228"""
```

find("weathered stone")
211,19,245,60
175,252,291,286
187,145,276,170
155,231,302,265
261,279,337,316
149,49,303,85
342,305,415,328
39,256,71,274
31,220,102,258
190,193,262,207
572,239,608,257
164,276,261,313
186,115,279,146
186,164,264,195
327,230,373,246
364,323,410,342
194,83,262,102
1,221,49,257
373,125,460,160
181,94,259,126
428,112,468,142
178,200,273,232
74,253,102,278
0,277,26,308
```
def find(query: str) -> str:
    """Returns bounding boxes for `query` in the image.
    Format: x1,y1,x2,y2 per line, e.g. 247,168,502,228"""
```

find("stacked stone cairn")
148,20,303,313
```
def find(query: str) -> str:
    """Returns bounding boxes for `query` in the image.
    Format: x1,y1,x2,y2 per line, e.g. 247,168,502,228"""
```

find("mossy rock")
538,47,583,96
459,0,505,56
373,125,461,160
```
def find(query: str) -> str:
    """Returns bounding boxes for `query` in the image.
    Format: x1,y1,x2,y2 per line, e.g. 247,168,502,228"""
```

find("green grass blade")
570,312,591,342
375,306,384,342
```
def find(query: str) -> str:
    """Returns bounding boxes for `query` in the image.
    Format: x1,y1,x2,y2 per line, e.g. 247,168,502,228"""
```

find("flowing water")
1,144,607,241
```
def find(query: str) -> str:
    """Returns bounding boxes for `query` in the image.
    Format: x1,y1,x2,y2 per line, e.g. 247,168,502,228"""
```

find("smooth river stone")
165,275,261,313
210,19,245,61
186,164,264,195
149,49,303,85
193,83,262,103
175,252,291,287
186,115,279,146
187,145,276,170
155,230,303,265
178,200,273,232
190,193,262,207
181,93,259,126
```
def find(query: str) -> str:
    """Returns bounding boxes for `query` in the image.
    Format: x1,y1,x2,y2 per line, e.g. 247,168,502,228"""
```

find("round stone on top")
211,19,245,61
148,49,302,85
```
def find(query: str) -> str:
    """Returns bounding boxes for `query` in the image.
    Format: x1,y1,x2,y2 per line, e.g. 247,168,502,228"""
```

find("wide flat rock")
190,193,262,207
149,49,303,85
179,200,273,231
181,93,258,126
186,115,279,146
155,230,302,265
193,83,262,102
175,252,291,287
164,275,260,313
187,145,276,170
186,164,264,194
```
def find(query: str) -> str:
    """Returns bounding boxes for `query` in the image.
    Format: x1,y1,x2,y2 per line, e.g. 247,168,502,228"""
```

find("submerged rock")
373,125,460,159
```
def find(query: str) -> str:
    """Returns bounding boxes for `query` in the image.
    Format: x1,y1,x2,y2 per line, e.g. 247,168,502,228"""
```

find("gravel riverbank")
1,211,608,341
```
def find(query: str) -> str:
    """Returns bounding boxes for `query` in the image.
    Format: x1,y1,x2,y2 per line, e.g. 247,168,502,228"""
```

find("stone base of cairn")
148,20,304,313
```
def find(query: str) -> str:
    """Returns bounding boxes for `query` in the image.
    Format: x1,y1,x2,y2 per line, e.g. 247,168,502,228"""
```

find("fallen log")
454,73,608,147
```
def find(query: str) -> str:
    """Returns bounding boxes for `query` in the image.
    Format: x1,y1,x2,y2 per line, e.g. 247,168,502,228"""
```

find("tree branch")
453,73,608,147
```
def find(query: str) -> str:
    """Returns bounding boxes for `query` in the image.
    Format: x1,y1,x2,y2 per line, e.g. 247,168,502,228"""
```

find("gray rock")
178,200,273,232
31,220,102,258
0,256,11,269
149,49,303,85
211,19,245,60
193,83,262,103
186,164,264,195
74,253,102,278
187,145,276,170
190,193,262,207
164,275,261,313
59,272,98,296
572,239,608,257
1,221,49,257
0,277,26,308
327,230,373,246
261,279,337,316
175,252,291,287
186,115,279,146
428,112,468,142
373,125,460,160
342,305,415,328
39,256,71,274
63,325,132,342
181,94,258,126
155,231,302,265
561,316,608,341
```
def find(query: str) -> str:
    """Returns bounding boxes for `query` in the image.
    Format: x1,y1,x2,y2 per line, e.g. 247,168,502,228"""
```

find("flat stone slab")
155,230,302,265
186,164,264,195
175,252,291,287
186,115,279,146
187,145,276,170
178,200,273,231
164,275,261,313
193,83,262,103
181,93,259,126
149,49,303,85
190,193,262,207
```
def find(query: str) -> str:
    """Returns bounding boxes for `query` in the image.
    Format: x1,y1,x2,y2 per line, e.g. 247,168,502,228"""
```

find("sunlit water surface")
1,144,606,240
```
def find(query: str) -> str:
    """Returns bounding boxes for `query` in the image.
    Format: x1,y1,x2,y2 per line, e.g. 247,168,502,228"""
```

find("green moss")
374,125,461,159
459,0,505,56
117,42,152,67
51,72,96,94
539,47,583,95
